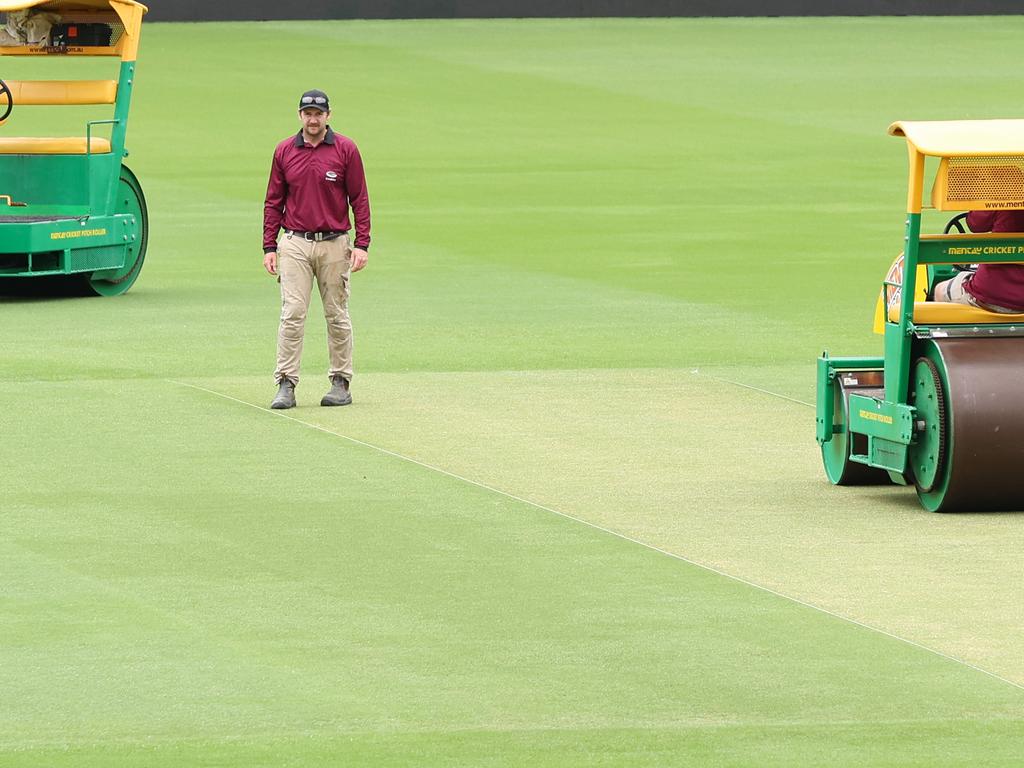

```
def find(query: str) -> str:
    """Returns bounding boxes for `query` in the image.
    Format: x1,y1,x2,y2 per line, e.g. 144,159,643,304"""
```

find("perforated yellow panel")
932,156,1024,210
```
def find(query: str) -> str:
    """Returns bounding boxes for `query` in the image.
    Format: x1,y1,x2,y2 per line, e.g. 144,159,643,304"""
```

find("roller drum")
915,337,1024,512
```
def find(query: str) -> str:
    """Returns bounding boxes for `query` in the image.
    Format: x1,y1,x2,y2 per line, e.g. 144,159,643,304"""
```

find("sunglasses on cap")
301,96,327,106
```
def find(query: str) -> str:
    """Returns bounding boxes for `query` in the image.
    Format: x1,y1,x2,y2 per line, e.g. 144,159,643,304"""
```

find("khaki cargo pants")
274,232,353,385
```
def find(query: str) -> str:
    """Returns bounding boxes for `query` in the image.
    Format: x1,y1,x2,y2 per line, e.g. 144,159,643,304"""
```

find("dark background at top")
143,1,1024,21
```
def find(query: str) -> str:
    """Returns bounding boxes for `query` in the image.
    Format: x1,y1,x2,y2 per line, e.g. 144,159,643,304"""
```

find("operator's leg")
932,272,974,306
315,234,354,384
275,234,315,385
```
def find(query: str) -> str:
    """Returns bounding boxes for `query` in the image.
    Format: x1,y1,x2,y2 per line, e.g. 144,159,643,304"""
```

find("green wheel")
83,165,148,296
822,371,891,485
908,357,947,495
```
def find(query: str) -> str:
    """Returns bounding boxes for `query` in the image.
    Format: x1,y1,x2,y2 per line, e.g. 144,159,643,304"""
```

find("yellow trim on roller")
0,0,146,12
906,145,924,214
872,292,885,335
0,136,111,154
887,301,1024,325
890,119,1024,158
110,0,144,61
6,79,117,104
921,231,1024,249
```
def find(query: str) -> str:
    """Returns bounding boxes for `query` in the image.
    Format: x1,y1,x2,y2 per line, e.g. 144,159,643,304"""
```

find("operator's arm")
966,210,996,233
263,146,287,274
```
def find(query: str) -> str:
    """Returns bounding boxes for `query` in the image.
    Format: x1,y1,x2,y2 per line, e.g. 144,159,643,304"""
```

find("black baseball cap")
298,89,330,112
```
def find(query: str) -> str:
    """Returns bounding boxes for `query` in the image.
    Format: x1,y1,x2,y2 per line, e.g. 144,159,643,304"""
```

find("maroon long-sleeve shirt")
965,210,1024,310
263,127,371,253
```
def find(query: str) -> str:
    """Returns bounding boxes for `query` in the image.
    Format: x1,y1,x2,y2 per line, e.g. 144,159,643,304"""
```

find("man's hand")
263,251,277,276
351,248,368,273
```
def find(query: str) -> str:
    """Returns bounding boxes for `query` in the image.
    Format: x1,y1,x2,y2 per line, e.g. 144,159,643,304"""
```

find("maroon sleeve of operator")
344,141,371,250
263,143,287,253
966,210,996,233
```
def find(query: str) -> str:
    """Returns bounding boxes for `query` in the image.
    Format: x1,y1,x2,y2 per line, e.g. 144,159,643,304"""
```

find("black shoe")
271,379,296,409
321,375,352,407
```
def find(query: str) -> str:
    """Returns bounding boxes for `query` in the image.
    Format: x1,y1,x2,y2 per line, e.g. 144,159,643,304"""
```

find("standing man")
263,89,371,409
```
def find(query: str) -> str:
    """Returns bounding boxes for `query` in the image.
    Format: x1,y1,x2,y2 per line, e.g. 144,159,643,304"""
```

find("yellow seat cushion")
0,137,111,155
889,300,1024,324
6,80,118,105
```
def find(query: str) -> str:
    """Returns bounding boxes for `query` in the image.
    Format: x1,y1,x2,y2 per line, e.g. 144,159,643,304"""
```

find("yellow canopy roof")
0,0,146,12
0,0,146,59
889,119,1024,157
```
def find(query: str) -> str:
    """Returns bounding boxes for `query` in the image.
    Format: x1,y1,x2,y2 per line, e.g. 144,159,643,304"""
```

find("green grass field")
4,15,1024,766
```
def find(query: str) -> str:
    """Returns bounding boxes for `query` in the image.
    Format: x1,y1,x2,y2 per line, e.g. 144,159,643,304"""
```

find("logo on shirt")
325,171,339,183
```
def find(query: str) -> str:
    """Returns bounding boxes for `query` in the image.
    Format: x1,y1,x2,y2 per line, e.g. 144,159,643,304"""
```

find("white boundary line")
169,378,1024,694
691,368,815,408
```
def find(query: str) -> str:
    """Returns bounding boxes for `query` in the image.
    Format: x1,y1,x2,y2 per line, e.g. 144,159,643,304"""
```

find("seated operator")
932,209,1024,313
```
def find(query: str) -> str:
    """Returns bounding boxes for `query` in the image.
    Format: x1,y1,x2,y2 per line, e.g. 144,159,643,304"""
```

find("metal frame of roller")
816,119,1024,512
0,0,148,296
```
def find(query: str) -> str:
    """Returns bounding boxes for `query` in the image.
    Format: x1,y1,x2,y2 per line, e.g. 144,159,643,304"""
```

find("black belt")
285,229,347,242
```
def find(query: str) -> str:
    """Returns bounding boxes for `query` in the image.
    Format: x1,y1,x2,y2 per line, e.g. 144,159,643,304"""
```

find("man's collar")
294,127,336,147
